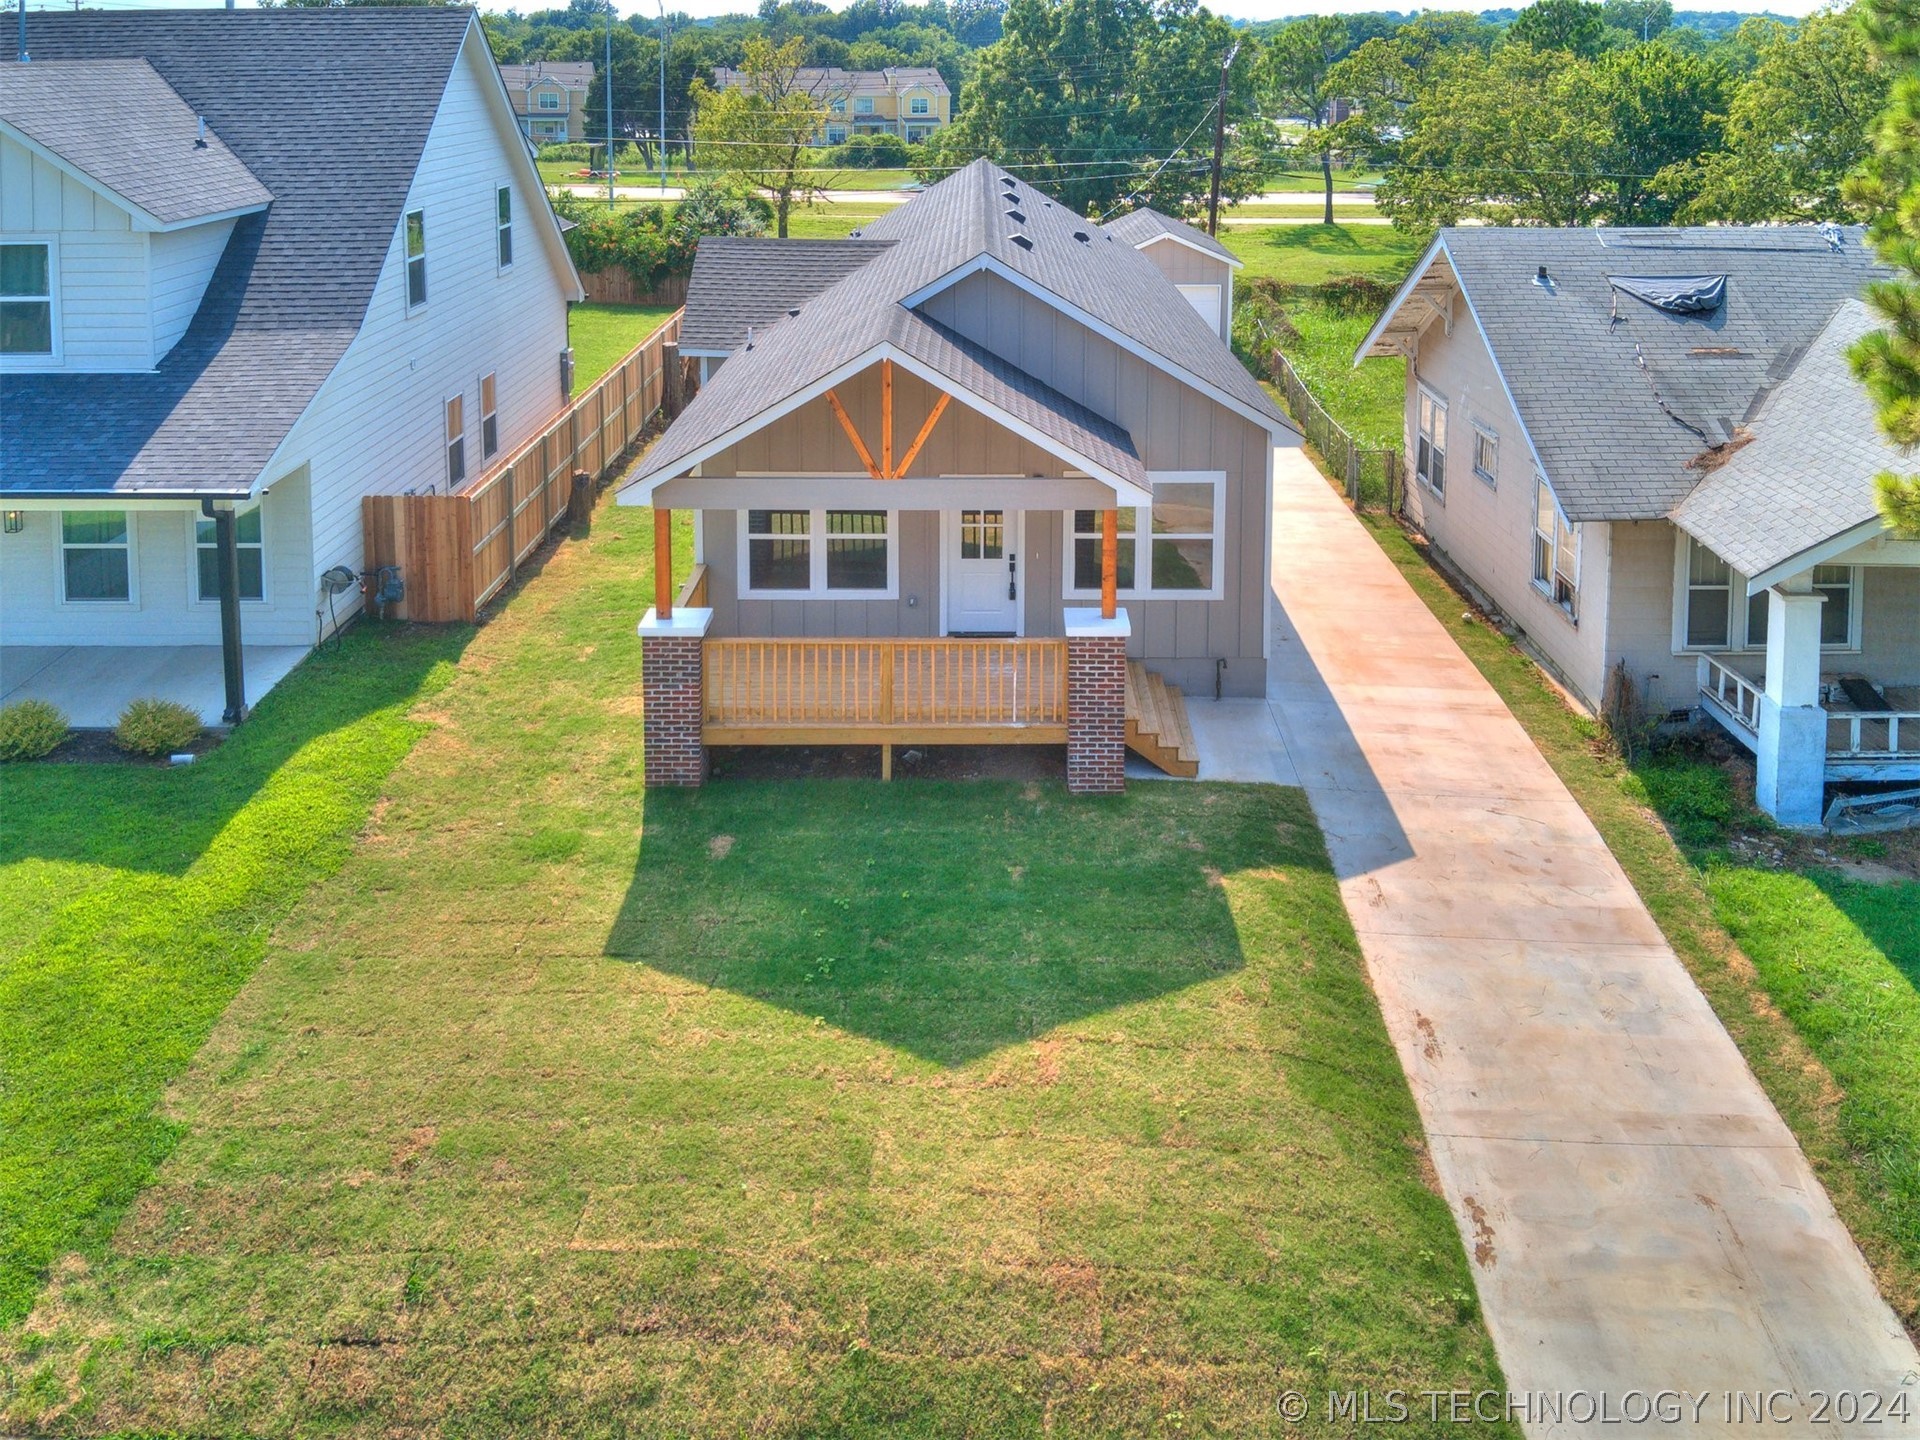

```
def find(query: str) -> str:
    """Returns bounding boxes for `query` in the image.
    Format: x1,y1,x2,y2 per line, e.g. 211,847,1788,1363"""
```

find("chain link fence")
1270,349,1404,513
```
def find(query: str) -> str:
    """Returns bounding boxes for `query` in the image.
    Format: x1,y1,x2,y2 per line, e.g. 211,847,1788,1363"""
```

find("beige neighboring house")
498,59,593,145
708,64,950,146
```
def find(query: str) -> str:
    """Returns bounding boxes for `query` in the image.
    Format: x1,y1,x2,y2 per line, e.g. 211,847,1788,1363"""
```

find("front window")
1531,477,1577,618
481,372,499,459
1814,564,1855,647
496,187,513,270
1415,387,1446,494
742,508,894,596
405,209,427,310
1,242,53,355
445,394,465,488
195,503,265,602
854,96,875,115
1066,476,1223,598
61,510,130,602
909,96,931,115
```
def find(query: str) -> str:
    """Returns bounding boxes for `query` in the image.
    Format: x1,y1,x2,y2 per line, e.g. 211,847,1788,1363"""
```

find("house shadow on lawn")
0,623,471,877
604,780,1314,1068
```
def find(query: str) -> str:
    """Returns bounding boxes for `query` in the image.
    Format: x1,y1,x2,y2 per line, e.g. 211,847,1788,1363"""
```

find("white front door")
944,508,1020,634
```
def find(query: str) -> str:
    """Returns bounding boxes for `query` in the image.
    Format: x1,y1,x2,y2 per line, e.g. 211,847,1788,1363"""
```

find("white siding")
264,24,575,620
0,476,316,647
149,219,235,360
0,132,153,373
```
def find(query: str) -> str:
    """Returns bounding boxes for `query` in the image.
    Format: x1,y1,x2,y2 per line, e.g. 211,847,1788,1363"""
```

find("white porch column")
1755,578,1827,828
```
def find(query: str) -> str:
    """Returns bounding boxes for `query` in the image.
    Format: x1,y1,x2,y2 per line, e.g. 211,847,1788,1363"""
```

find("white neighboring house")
0,8,583,724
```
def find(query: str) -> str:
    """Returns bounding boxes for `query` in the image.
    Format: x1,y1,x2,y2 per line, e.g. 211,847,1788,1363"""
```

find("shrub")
538,142,595,163
1315,272,1399,316
820,132,919,169
552,183,766,289
0,699,68,761
114,697,202,757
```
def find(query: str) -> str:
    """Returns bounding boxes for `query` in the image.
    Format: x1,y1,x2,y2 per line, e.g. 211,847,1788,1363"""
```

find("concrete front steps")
1124,662,1199,777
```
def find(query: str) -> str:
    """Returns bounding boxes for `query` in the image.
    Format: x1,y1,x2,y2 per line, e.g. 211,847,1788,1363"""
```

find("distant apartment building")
498,59,594,144
707,65,951,146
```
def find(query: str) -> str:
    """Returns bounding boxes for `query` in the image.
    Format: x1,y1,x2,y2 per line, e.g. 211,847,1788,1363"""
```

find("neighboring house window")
60,510,132,602
1813,564,1857,647
909,96,931,115
829,98,847,114
0,241,53,355
497,186,514,270
1530,477,1577,618
195,502,265,602
538,90,561,110
1679,537,1861,652
855,96,875,114
1063,475,1224,599
481,372,499,460
1471,425,1497,486
826,126,848,146
405,209,427,310
1682,539,1733,648
740,508,895,596
1415,387,1446,494
445,394,466,488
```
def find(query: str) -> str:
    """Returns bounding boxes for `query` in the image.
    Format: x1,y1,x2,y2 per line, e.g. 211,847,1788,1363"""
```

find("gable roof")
0,7,478,499
0,59,271,230
1102,207,1240,268
625,158,1289,496
1359,225,1885,523
498,60,594,92
679,236,894,355
1673,299,1898,585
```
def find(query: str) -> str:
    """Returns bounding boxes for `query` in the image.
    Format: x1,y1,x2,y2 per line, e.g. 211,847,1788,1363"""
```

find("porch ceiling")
649,473,1123,510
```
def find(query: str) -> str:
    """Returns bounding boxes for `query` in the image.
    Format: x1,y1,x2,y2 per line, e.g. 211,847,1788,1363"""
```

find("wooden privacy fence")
703,637,1069,745
580,270,691,307
363,310,682,622
1271,350,1405,512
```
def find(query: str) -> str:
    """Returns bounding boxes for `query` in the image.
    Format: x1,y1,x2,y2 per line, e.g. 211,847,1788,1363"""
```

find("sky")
20,0,1829,22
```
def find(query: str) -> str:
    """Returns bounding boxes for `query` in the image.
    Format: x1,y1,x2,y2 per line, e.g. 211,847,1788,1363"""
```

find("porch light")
2,510,23,534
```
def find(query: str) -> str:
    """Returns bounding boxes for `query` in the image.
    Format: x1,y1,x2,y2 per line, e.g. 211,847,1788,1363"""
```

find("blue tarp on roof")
1608,273,1727,314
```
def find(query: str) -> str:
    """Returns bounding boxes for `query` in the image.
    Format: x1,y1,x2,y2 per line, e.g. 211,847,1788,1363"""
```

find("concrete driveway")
1268,448,1919,1435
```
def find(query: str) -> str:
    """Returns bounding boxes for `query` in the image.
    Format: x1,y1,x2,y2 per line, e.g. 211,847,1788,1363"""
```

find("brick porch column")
1064,606,1130,796
638,606,713,787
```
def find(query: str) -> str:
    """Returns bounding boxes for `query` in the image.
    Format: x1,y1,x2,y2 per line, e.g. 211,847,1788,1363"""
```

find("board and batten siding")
260,23,575,628
0,132,155,373
913,269,1274,696
1130,236,1234,343
0,473,316,646
1401,310,1611,709
149,219,235,361
701,509,941,639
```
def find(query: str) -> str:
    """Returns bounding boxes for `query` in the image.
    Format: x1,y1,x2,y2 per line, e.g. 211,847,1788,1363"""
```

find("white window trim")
1530,475,1578,623
1414,384,1446,498
403,208,428,315
496,185,514,273
191,501,268,606
1671,533,1862,654
57,505,137,607
1060,472,1227,603
736,507,900,600
909,96,931,115
1471,422,1498,487
0,234,61,368
854,96,876,114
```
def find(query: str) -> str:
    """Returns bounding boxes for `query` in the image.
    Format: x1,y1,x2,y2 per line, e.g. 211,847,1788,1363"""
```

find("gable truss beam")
826,360,953,480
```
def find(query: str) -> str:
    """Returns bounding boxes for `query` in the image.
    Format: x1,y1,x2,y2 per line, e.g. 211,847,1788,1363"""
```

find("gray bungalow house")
1360,225,1920,827
620,160,1298,790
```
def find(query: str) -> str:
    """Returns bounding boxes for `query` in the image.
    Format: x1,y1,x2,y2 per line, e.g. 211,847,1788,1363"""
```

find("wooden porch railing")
675,562,710,611
1828,710,1920,759
703,637,1069,746
1698,654,1761,736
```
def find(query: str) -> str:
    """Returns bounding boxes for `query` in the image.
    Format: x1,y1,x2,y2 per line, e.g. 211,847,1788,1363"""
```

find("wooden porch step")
1124,661,1199,778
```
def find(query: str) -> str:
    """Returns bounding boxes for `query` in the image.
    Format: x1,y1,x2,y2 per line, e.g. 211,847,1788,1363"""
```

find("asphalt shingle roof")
0,7,475,498
1101,207,1240,266
629,158,1288,491
0,59,272,228
1364,225,1885,523
679,236,894,354
1673,300,1899,579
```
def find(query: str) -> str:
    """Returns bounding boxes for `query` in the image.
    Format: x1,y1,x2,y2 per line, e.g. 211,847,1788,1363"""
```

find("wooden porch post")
654,506,673,619
1100,508,1118,620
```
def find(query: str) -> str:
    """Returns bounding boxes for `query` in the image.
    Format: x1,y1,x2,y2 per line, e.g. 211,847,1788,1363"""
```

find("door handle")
1008,552,1017,601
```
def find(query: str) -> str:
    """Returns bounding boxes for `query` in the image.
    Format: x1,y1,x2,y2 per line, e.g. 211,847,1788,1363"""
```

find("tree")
689,37,827,237
1588,42,1726,223
1325,11,1498,175
1661,14,1887,223
1848,0,1920,532
1505,0,1607,57
1259,16,1354,226
1601,0,1672,41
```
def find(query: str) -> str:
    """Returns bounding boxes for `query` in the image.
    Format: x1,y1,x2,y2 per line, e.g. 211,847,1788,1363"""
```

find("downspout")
202,499,247,725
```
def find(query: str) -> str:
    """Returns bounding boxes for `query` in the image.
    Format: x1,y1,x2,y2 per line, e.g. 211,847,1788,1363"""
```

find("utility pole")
1206,42,1238,237
657,0,668,193
17,0,27,64
606,0,615,208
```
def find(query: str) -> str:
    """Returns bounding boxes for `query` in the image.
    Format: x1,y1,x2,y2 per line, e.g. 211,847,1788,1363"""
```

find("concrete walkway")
1267,449,1919,1434
0,644,309,728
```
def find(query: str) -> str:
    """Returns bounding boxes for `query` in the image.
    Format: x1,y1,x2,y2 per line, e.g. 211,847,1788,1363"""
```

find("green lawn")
1356,513,1920,1331
784,200,895,239
1221,222,1426,288
1255,169,1383,193
570,303,679,394
1,492,1509,1436
0,627,468,1332
1273,303,1405,450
